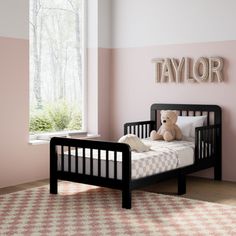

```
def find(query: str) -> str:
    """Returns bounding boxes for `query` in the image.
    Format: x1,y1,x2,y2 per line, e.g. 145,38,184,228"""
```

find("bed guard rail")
195,124,221,164
124,120,155,138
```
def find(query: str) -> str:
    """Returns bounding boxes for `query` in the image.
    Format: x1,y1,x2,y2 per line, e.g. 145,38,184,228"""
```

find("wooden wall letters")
152,57,224,83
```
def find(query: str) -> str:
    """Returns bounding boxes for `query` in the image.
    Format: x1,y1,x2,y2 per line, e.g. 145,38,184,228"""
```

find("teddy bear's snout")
163,120,166,123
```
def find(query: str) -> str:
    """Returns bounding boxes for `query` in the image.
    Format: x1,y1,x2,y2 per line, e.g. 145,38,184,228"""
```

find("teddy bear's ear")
161,110,169,114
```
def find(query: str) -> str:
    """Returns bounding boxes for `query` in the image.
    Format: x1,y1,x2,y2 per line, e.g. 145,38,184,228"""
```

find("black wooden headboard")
150,103,222,131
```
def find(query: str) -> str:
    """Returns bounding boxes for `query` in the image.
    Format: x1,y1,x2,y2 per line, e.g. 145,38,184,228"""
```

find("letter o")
193,57,209,82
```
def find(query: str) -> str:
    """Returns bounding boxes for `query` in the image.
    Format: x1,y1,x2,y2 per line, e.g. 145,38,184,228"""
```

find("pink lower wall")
0,42,111,188
87,48,111,141
98,48,111,140
110,40,236,182
0,37,49,188
1,37,236,186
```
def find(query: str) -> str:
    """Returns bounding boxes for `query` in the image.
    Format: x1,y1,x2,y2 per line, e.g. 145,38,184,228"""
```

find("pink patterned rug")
0,181,236,236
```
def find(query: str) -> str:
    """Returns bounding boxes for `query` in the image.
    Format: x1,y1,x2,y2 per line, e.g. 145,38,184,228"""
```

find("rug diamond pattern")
0,182,236,235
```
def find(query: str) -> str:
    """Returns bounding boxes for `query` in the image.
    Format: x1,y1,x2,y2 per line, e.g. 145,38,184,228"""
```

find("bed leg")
214,165,222,181
178,173,186,195
122,190,131,209
50,139,58,194
50,178,58,194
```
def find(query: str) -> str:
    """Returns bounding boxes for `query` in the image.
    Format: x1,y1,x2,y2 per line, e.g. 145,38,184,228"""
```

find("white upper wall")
0,0,111,47
1,0,235,47
98,0,112,48
88,0,112,48
0,0,28,39
111,0,236,48
87,0,98,48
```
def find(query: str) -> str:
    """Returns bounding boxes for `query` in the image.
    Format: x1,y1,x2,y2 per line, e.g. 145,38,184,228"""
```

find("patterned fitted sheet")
58,139,195,180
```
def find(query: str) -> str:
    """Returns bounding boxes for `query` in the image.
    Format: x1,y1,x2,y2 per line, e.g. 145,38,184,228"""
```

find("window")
29,0,86,140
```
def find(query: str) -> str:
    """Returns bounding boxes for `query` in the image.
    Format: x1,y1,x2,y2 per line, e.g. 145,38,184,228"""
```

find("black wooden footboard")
50,137,132,209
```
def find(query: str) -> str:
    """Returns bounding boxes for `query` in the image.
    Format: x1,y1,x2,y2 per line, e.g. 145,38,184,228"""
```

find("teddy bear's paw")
150,130,162,140
150,130,157,140
163,132,174,142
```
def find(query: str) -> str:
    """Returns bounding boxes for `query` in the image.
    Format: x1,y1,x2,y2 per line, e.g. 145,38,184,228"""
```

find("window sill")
29,140,50,145
29,133,101,145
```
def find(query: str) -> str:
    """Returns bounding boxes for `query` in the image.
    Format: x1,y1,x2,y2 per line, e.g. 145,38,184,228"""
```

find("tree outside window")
29,0,85,135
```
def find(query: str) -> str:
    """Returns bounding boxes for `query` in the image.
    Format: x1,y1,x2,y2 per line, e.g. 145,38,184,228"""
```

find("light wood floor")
142,177,236,206
1,177,236,206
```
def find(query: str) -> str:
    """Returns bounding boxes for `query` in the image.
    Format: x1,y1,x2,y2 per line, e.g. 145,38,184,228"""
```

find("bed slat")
114,151,117,180
199,131,202,160
68,146,71,172
106,150,109,178
211,128,214,157
203,129,206,159
83,148,86,174
90,149,93,175
98,149,101,177
75,147,78,174
207,128,210,158
207,112,210,126
61,146,64,171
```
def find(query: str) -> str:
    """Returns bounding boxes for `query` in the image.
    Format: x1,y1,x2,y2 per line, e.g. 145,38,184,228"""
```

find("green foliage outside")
30,100,82,134
30,113,53,132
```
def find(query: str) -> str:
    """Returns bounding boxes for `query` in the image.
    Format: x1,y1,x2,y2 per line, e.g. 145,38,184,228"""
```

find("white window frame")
29,0,88,143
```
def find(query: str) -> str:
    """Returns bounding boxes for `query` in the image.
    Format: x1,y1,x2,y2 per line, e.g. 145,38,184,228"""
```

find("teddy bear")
150,110,182,142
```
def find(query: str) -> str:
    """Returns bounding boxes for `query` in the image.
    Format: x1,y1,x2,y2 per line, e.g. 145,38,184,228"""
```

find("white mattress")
58,139,195,180
142,139,194,168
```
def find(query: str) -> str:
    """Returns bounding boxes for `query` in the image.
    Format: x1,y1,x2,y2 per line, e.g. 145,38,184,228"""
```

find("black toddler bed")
50,103,222,209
